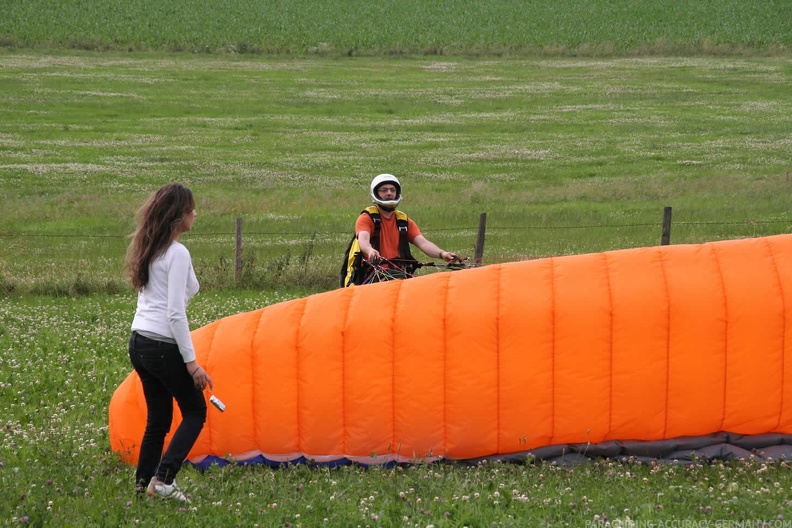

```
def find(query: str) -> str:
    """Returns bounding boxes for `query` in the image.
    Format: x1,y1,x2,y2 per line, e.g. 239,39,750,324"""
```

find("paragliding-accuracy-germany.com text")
584,520,790,528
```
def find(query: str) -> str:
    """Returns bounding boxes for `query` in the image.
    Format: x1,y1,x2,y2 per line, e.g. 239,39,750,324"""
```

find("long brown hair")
126,183,195,291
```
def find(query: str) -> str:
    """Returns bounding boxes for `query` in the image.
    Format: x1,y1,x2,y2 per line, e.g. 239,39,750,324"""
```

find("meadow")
3,0,792,525
1,53,791,295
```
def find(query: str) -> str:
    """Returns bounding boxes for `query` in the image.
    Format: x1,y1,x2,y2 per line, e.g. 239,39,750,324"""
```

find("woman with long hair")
126,183,212,502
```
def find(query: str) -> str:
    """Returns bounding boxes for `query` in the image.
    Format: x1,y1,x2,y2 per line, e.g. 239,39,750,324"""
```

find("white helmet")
369,174,402,210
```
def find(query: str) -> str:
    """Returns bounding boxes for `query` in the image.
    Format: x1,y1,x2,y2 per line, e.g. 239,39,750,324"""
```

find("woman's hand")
186,362,214,391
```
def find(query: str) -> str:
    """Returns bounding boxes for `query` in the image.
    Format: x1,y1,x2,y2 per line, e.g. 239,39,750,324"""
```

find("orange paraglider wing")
109,234,792,466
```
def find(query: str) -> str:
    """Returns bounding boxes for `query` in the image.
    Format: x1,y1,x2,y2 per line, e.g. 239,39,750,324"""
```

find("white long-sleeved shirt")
131,241,200,362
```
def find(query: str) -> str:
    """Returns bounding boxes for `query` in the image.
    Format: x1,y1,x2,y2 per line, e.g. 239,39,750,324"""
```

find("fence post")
474,212,487,265
661,206,672,245
235,217,243,281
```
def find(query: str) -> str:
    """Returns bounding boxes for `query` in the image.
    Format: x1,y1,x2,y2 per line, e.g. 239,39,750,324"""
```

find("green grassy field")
1,52,791,295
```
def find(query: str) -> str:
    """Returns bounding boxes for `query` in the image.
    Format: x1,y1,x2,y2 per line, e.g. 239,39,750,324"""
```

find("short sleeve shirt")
355,210,422,259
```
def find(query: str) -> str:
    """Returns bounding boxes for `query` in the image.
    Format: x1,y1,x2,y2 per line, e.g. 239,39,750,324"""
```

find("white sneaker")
146,477,191,503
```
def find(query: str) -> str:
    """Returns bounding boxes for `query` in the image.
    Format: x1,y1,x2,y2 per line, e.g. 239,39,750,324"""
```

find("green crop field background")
2,0,791,56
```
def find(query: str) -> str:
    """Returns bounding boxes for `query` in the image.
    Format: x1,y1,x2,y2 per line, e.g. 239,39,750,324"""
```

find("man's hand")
439,250,458,263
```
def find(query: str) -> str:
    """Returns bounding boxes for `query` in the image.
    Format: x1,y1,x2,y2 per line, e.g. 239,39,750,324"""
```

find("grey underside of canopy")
461,432,792,466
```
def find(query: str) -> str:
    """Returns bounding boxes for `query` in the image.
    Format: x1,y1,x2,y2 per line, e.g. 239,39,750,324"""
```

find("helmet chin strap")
372,195,402,211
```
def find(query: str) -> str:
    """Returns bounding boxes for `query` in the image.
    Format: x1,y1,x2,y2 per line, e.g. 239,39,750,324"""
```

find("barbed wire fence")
2,207,791,293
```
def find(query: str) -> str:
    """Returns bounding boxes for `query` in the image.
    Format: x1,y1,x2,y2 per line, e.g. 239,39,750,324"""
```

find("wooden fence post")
661,206,672,245
235,217,243,281
474,212,487,265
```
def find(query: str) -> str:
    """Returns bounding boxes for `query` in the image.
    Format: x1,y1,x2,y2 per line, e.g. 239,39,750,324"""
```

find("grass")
2,292,791,526
1,53,792,295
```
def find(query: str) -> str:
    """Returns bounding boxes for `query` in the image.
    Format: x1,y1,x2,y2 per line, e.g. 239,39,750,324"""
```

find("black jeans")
129,331,206,489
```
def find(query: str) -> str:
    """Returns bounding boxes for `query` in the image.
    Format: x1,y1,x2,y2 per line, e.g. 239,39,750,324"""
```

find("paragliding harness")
340,206,417,287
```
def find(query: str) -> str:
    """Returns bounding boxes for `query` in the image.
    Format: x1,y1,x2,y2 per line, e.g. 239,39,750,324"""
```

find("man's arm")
412,235,457,263
357,230,380,262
